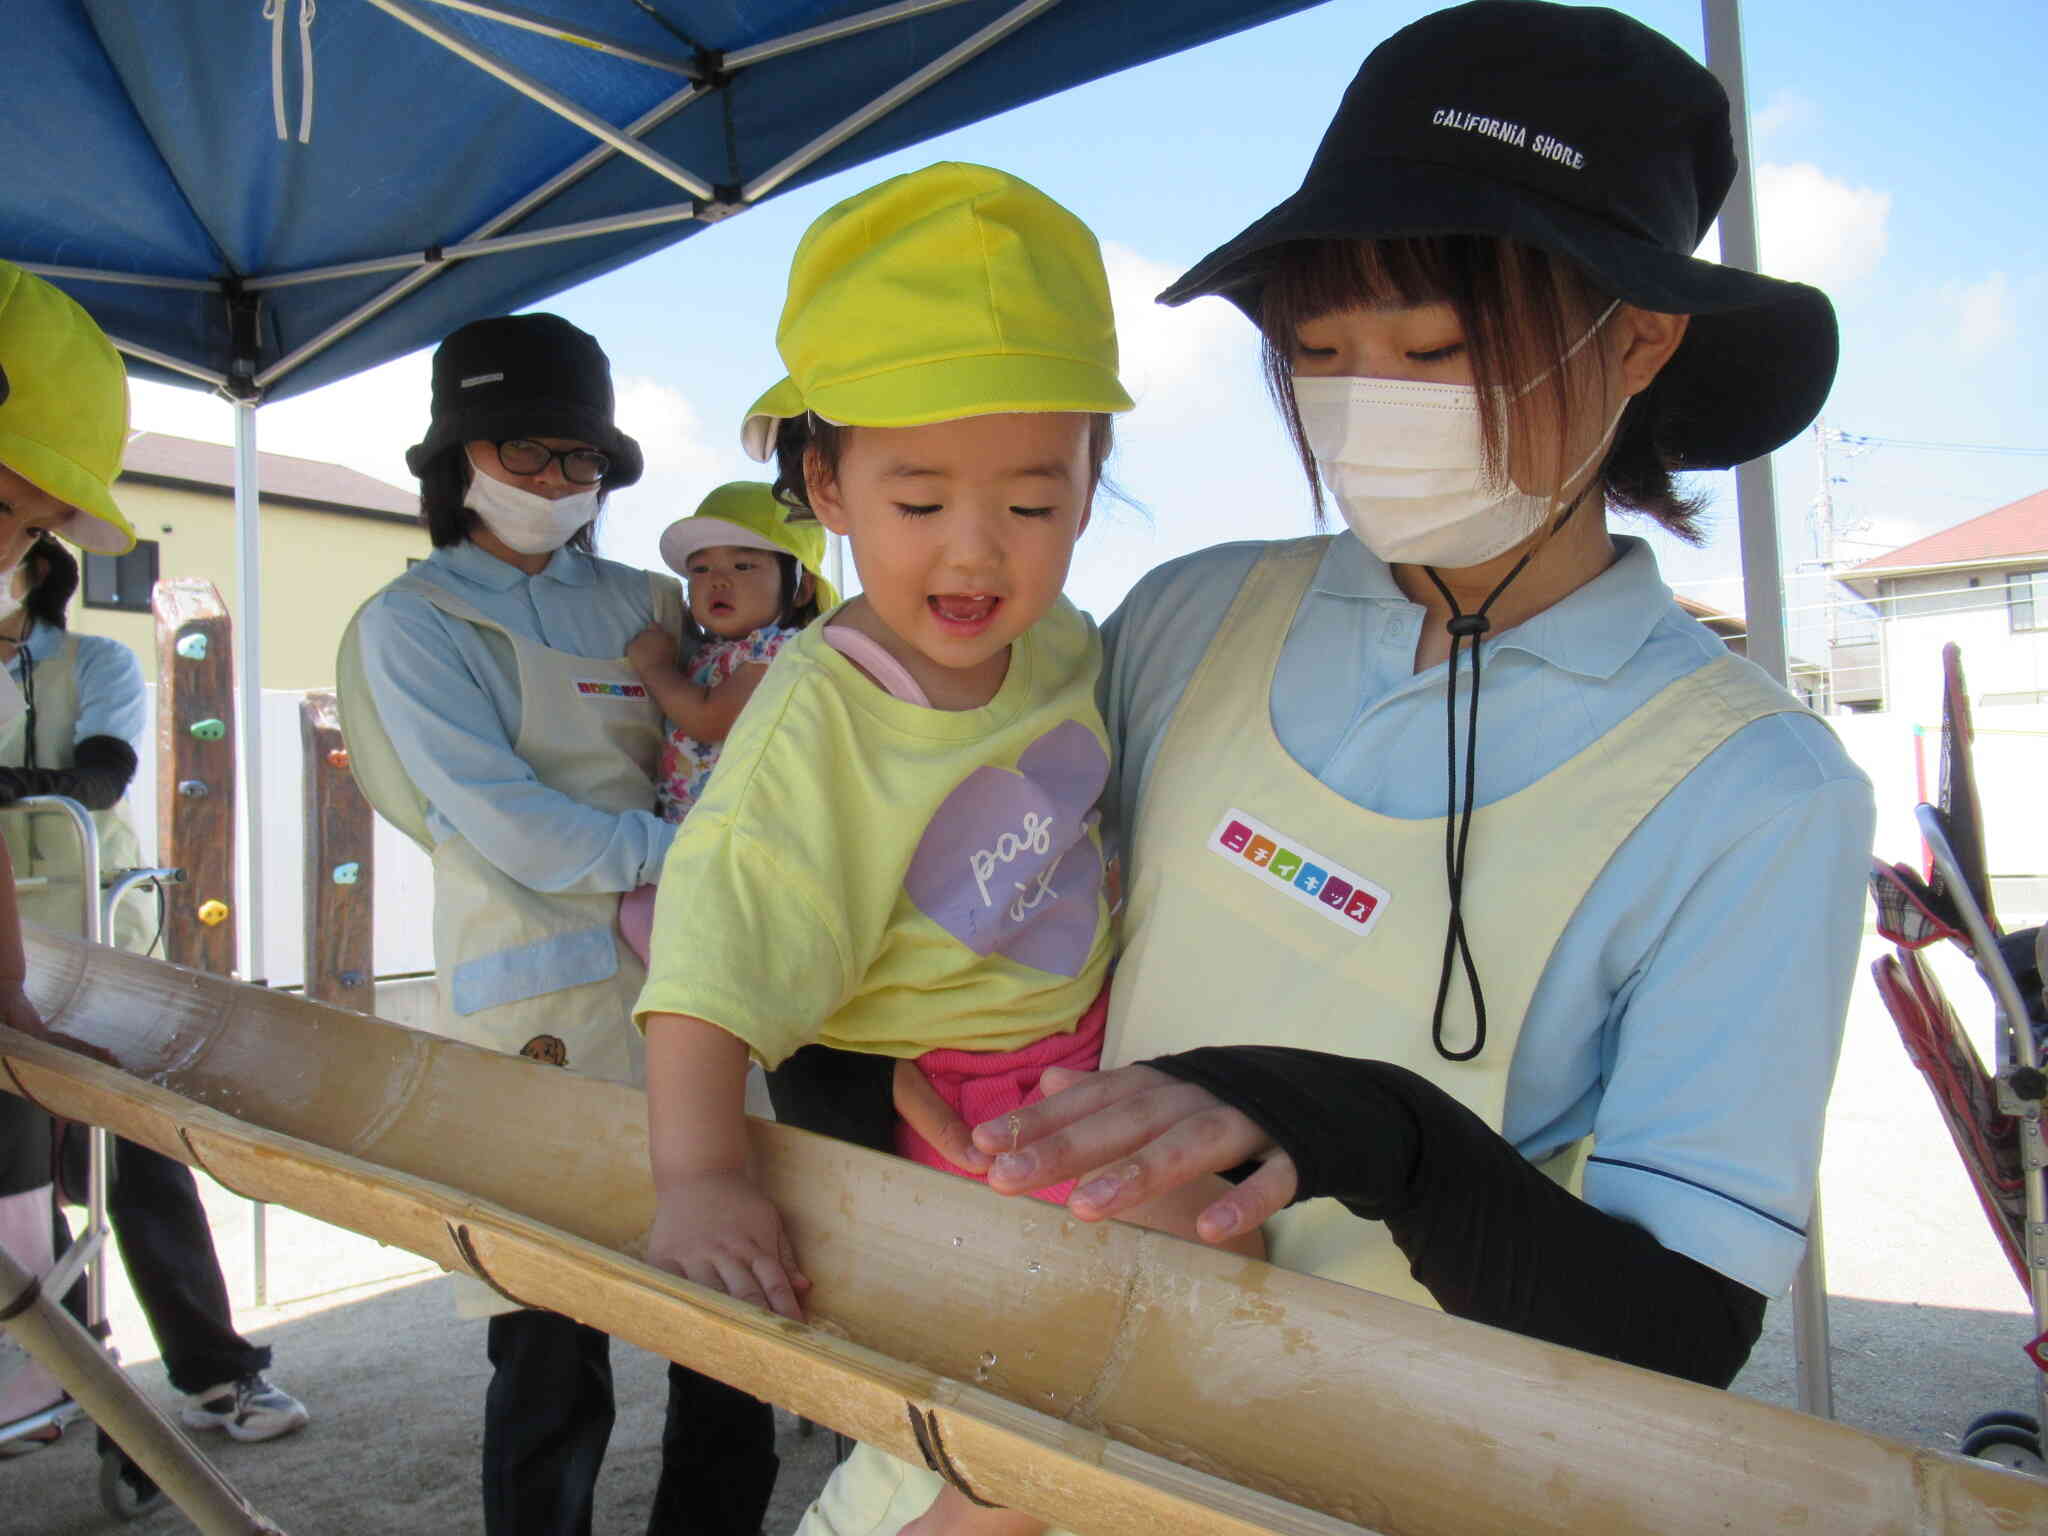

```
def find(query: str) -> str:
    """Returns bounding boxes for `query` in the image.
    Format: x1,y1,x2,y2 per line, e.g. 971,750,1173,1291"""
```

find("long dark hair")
21,536,78,629
416,446,601,554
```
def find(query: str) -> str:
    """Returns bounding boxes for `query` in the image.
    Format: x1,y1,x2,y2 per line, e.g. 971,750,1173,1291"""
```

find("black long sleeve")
764,1043,898,1154
0,733,139,812
1147,1045,1766,1387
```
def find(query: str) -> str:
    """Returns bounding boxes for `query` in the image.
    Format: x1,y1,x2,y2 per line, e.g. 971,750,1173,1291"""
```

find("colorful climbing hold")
175,633,209,661
197,899,230,927
176,780,209,799
190,719,226,741
331,862,360,885
327,747,351,770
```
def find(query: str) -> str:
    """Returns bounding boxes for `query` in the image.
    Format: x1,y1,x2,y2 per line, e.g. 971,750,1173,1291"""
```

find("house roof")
1852,487,2048,576
118,433,418,523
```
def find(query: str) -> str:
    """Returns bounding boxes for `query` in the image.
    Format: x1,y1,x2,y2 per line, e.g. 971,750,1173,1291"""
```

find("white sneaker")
179,1374,310,1443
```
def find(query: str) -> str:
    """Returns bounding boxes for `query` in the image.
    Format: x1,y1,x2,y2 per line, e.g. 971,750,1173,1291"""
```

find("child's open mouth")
929,594,999,633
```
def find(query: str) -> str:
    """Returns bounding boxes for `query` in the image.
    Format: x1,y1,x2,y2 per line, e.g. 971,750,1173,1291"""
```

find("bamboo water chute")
2,926,2035,1535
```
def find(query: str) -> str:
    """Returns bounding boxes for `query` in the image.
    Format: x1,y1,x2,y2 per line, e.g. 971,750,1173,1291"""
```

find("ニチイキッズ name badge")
575,679,648,700
1208,808,1388,937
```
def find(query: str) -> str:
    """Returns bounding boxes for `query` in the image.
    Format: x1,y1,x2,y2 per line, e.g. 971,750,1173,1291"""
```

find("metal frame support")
365,0,716,200
1701,0,1831,1421
254,79,710,391
409,0,704,76
244,202,701,292
744,0,1063,202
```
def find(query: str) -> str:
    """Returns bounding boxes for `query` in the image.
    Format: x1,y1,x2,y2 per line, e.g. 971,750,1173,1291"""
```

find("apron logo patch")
519,1034,568,1067
1209,808,1388,936
575,679,648,699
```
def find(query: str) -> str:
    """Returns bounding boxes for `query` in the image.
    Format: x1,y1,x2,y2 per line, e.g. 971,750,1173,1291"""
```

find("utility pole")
1814,417,1838,712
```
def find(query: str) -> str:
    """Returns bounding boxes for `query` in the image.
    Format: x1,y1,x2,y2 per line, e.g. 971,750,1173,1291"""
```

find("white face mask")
1291,300,1624,569
464,472,600,556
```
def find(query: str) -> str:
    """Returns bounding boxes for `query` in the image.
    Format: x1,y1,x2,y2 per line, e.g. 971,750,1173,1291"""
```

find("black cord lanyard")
1418,494,1592,1063
18,647,36,771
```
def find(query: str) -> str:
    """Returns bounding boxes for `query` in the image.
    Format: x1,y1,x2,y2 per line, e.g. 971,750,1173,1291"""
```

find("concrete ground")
3,930,2041,1533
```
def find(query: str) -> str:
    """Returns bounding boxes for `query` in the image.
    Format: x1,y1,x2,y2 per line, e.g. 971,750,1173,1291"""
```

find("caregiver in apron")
803,6,1875,1532
342,315,777,1536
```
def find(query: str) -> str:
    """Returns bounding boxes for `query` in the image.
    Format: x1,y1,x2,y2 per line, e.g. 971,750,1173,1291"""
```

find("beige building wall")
68,480,428,692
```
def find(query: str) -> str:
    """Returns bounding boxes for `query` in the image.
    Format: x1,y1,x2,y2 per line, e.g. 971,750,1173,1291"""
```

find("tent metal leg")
233,403,271,1304
1791,1196,1835,1419
0,1246,285,1535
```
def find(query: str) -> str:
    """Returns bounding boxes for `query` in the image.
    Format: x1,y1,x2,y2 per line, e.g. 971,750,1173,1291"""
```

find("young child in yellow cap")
633,164,1259,1536
626,480,838,827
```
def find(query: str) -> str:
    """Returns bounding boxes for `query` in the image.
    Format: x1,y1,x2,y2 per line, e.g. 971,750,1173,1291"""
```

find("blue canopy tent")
5,0,1328,977
6,0,1832,1423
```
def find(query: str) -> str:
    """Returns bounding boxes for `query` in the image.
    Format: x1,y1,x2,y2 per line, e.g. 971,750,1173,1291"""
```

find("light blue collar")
437,538,598,592
1307,532,1671,682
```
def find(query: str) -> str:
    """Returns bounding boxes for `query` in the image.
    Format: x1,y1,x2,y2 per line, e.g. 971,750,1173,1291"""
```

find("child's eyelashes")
1409,342,1466,363
1010,505,1055,518
894,502,943,517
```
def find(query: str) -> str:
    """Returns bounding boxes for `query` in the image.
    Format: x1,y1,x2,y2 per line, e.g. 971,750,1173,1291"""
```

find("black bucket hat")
405,313,644,486
1159,0,1837,470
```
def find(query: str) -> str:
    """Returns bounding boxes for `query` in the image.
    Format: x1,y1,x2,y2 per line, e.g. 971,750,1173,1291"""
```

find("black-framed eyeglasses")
495,439,611,486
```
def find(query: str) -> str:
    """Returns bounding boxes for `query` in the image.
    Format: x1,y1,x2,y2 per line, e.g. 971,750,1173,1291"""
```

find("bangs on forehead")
1258,236,1464,328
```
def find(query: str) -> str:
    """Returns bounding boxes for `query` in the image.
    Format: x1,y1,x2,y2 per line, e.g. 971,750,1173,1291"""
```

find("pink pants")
893,985,1109,1204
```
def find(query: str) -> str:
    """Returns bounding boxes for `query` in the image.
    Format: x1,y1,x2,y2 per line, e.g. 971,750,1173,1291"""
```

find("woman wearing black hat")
340,314,777,1536
802,6,1876,1531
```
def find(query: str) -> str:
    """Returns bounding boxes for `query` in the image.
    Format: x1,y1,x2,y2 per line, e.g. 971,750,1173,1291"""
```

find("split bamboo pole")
3,925,2037,1535
0,1245,285,1535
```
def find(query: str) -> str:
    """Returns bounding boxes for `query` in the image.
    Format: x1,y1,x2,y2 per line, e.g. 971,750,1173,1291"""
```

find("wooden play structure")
1,925,2037,1536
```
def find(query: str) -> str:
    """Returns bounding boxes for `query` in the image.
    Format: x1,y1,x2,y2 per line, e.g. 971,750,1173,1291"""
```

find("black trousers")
54,1136,268,1395
483,1308,778,1536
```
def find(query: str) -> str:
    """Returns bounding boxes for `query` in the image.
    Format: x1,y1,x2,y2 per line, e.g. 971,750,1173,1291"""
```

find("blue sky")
131,0,2048,660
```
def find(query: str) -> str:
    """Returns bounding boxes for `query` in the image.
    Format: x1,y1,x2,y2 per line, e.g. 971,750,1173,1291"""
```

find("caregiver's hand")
973,1064,1298,1246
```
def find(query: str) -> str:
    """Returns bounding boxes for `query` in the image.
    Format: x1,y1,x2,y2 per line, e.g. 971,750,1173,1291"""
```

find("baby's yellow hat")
741,162,1132,462
0,261,137,554
659,481,839,610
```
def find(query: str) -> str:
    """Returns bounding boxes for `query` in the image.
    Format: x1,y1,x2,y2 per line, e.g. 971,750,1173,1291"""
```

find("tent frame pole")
364,0,716,200
407,0,703,76
232,400,265,992
107,337,230,391
745,0,1064,201
244,203,701,292
1700,0,1835,1424
727,0,989,68
16,264,217,293
254,80,710,391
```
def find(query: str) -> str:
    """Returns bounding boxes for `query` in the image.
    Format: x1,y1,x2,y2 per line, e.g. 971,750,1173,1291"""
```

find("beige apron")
339,569,682,1318
0,633,151,953
801,537,1806,1535
338,570,682,1083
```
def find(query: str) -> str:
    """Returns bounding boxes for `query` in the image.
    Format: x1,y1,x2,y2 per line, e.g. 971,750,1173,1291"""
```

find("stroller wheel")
1959,1422,2046,1474
1964,1408,2040,1438
97,1446,163,1520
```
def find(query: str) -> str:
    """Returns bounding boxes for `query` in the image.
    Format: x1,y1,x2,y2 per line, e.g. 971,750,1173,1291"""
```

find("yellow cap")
658,481,840,610
0,262,137,554
741,162,1133,462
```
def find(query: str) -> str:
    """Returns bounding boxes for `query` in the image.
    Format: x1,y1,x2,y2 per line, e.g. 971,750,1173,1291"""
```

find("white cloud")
1101,242,1264,427
1756,163,1891,288
1751,92,1817,148
1948,272,2015,359
600,374,751,573
129,351,435,497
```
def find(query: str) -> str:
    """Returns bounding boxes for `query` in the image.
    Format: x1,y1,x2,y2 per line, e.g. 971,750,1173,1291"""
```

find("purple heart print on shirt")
903,720,1109,977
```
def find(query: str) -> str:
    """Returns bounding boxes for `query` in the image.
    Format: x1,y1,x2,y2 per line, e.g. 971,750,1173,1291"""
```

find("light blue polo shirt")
1099,533,1875,1297
353,539,676,895
6,620,147,755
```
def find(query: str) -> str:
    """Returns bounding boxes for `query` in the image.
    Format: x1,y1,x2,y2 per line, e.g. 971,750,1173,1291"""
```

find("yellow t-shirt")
632,599,1114,1068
